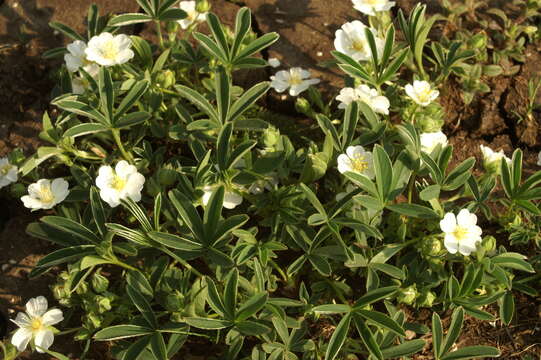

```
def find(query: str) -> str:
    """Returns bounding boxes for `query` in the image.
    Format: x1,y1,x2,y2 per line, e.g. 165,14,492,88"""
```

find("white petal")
444,234,459,254
268,58,280,68
26,296,48,318
440,213,457,233
11,327,33,352
11,312,32,328
458,238,479,256
34,329,54,353
223,191,243,209
346,145,365,159
337,154,352,174
42,308,63,326
456,209,477,227
289,83,310,96
100,188,121,208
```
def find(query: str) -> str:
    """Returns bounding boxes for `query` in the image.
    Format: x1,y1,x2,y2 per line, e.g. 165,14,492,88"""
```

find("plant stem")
155,21,165,49
111,129,133,162
269,259,288,283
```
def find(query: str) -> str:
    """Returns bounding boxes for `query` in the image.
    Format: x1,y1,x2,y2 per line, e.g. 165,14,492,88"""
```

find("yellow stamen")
351,40,365,52
100,41,119,60
289,74,303,86
38,185,55,204
110,175,126,191
31,318,42,331
351,154,369,173
0,164,12,176
452,226,469,241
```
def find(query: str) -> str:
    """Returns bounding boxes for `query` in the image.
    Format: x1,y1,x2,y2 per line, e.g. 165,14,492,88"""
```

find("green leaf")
35,245,95,268
206,13,230,60
300,183,327,219
373,144,393,200
312,304,351,314
491,252,535,273
216,67,231,124
381,339,426,358
236,292,268,321
150,332,168,360
53,98,108,125
193,32,229,62
420,184,441,201
224,268,239,320
386,203,440,219
94,325,153,341
235,32,279,61
158,8,188,21
168,189,205,241
98,67,114,121
41,216,101,244
115,80,150,121
325,313,351,360
115,111,151,129
432,312,443,357
440,346,500,360
109,13,153,26
231,7,252,57
205,278,226,317
90,187,106,235
127,284,157,329
342,101,360,149
63,123,109,138
228,82,270,122
441,307,464,356
356,310,405,337
235,320,271,336
148,231,202,251
217,122,233,171
354,286,398,309
124,336,151,360
174,84,219,123
80,255,112,270
49,21,85,41
353,315,383,360
185,317,232,330
500,291,514,325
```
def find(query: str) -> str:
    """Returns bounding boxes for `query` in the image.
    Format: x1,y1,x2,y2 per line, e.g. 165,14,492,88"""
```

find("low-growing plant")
1,0,540,359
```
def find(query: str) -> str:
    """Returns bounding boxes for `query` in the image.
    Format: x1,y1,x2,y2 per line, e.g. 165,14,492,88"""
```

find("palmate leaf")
108,13,153,27
325,313,351,360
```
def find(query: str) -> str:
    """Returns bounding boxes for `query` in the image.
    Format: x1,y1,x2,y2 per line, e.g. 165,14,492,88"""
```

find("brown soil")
0,0,541,359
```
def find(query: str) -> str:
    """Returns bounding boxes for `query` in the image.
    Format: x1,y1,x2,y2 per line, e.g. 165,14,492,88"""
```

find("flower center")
100,40,119,60
110,175,126,191
452,226,469,242
417,88,432,103
351,39,365,52
0,164,12,176
351,154,368,173
289,74,303,86
38,185,55,204
31,318,43,331
366,0,381,5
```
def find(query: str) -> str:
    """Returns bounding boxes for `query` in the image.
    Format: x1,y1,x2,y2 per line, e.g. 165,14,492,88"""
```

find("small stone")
405,330,416,340
317,51,323,57
1,264,9,272
8,259,16,264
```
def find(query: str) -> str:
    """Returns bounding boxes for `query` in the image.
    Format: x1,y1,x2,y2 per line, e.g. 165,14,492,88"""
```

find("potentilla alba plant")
95,160,145,208
85,32,134,66
0,157,18,188
440,209,483,256
352,0,395,16
405,80,440,106
270,67,320,96
337,145,375,179
21,179,69,210
334,20,383,61
64,40,90,72
480,145,511,173
178,1,208,29
420,131,448,154
11,296,63,353
336,85,390,114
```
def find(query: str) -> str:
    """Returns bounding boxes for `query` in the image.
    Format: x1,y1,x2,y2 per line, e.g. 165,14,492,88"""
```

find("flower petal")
11,312,32,328
42,308,63,326
440,213,457,233
456,209,477,227
26,296,48,318
34,329,55,353
444,234,459,254
11,327,33,352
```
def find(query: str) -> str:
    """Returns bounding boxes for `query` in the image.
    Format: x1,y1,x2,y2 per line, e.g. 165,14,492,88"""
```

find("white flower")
405,80,439,106
537,151,541,166
337,145,375,179
85,32,134,67
64,40,88,72
334,21,384,62
270,67,320,96
96,161,145,208
178,1,207,30
71,63,100,95
202,186,243,209
0,157,18,189
420,131,448,154
480,145,511,168
249,175,278,195
10,296,63,353
440,209,482,256
336,85,390,114
268,57,281,68
21,179,69,210
352,0,395,16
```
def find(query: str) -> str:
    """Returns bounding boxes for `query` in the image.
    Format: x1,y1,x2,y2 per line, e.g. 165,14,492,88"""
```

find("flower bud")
482,235,496,253
295,97,312,117
91,272,109,293
470,32,488,49
421,236,443,257
415,103,445,133
156,70,176,89
397,285,418,305
196,0,211,13
157,166,178,186
262,126,280,148
417,290,436,308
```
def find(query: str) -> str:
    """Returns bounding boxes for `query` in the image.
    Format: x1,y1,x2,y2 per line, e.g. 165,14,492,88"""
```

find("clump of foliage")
1,0,541,359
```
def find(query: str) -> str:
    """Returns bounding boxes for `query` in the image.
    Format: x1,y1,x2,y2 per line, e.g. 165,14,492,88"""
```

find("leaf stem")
111,129,133,162
155,21,165,49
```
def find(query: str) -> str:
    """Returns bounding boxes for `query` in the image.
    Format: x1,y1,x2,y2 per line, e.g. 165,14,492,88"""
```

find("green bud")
414,103,445,133
97,296,112,312
196,0,211,13
421,236,443,257
156,70,176,89
262,126,280,148
417,290,436,308
398,285,418,305
470,32,488,49
76,282,89,295
295,97,312,116
91,272,109,293
482,235,496,253
166,21,179,34
525,26,537,35
165,293,184,312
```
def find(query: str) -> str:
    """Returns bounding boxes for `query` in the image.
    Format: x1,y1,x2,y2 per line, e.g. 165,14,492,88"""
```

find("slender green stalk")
155,21,165,49
111,129,133,162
